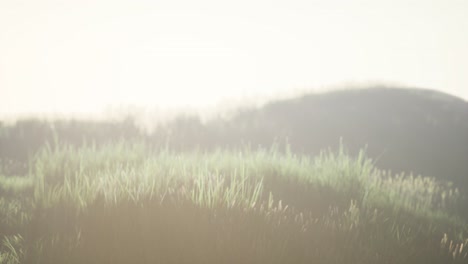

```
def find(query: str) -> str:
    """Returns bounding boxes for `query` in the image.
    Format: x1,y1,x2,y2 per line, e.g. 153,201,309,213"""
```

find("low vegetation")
0,142,467,263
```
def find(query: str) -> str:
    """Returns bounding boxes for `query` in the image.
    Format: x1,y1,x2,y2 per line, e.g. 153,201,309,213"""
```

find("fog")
1,0,467,119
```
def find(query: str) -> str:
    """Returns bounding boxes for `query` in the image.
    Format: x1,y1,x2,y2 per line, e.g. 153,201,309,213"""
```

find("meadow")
0,141,467,263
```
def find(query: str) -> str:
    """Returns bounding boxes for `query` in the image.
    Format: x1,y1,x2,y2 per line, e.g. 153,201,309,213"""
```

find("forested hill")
1,86,467,189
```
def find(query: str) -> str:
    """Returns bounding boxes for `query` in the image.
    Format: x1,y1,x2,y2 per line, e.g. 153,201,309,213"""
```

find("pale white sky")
1,0,467,119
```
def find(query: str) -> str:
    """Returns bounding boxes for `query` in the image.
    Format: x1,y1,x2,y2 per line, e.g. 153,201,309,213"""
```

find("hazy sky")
1,0,467,119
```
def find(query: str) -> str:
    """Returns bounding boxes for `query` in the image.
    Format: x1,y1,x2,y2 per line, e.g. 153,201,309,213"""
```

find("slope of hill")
227,87,468,188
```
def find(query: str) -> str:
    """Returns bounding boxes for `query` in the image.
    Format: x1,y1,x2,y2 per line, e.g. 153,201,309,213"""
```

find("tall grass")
0,142,466,263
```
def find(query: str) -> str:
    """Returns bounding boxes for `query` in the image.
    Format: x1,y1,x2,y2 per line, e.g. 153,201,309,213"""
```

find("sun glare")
0,0,467,119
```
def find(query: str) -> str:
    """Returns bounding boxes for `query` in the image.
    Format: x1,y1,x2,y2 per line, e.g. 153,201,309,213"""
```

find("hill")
224,87,468,188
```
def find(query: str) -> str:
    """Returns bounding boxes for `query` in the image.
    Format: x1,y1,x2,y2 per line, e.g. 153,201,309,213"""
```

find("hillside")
224,87,468,188
1,86,468,263
0,143,466,263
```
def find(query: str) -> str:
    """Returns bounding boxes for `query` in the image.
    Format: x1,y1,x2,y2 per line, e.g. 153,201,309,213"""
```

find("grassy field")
0,141,467,263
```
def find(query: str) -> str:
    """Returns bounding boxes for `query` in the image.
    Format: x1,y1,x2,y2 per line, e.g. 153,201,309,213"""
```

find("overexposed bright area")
1,0,467,119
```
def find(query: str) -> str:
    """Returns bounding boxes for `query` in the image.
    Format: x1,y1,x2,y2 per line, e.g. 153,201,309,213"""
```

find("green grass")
0,141,467,263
